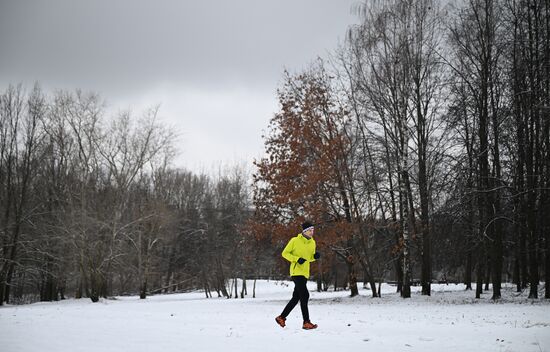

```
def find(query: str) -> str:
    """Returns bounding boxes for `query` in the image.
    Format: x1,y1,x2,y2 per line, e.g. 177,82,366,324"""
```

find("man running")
275,221,320,330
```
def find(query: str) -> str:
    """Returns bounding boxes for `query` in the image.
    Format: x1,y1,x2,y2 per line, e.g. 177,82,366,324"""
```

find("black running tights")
281,275,309,322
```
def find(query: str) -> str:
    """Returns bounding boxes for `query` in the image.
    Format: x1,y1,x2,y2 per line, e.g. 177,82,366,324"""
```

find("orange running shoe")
302,321,318,330
275,315,286,328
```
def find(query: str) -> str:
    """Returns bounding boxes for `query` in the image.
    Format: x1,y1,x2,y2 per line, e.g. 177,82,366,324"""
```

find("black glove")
314,252,321,260
297,257,306,264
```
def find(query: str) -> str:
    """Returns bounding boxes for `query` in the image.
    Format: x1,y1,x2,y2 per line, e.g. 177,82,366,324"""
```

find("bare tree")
0,84,45,304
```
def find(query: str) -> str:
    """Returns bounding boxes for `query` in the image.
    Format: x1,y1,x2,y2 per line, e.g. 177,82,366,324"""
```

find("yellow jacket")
281,233,316,279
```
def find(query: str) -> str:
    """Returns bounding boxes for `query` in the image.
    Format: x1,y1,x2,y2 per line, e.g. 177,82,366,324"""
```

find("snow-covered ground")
1,281,549,352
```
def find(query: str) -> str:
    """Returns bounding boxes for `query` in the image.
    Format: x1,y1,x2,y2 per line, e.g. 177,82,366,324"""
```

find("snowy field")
1,281,549,352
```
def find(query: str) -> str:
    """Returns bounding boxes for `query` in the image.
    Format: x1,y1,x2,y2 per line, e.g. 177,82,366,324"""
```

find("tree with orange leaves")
249,64,369,296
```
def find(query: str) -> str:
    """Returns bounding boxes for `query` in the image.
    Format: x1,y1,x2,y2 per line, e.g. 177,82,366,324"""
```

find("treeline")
1,0,548,305
0,85,253,304
250,0,549,299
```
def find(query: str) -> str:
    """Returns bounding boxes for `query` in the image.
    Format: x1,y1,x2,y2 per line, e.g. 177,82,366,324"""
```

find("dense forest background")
1,0,549,305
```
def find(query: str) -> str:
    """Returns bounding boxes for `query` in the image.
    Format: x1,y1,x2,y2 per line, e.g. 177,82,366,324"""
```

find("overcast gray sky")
0,0,359,171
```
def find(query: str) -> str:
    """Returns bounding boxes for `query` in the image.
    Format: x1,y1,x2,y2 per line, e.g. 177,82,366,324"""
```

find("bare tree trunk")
140,279,147,300
216,258,229,298
347,258,358,297
544,0,550,300
475,244,484,299
400,158,412,299
465,249,473,290
357,257,378,297
357,233,378,297
546,216,550,299
485,256,491,291
317,260,322,292
489,39,503,300
333,249,358,297
163,251,174,294
202,272,210,298
89,271,100,303
240,276,247,298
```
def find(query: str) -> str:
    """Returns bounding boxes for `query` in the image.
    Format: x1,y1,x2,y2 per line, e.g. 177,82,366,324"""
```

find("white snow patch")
1,281,549,352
